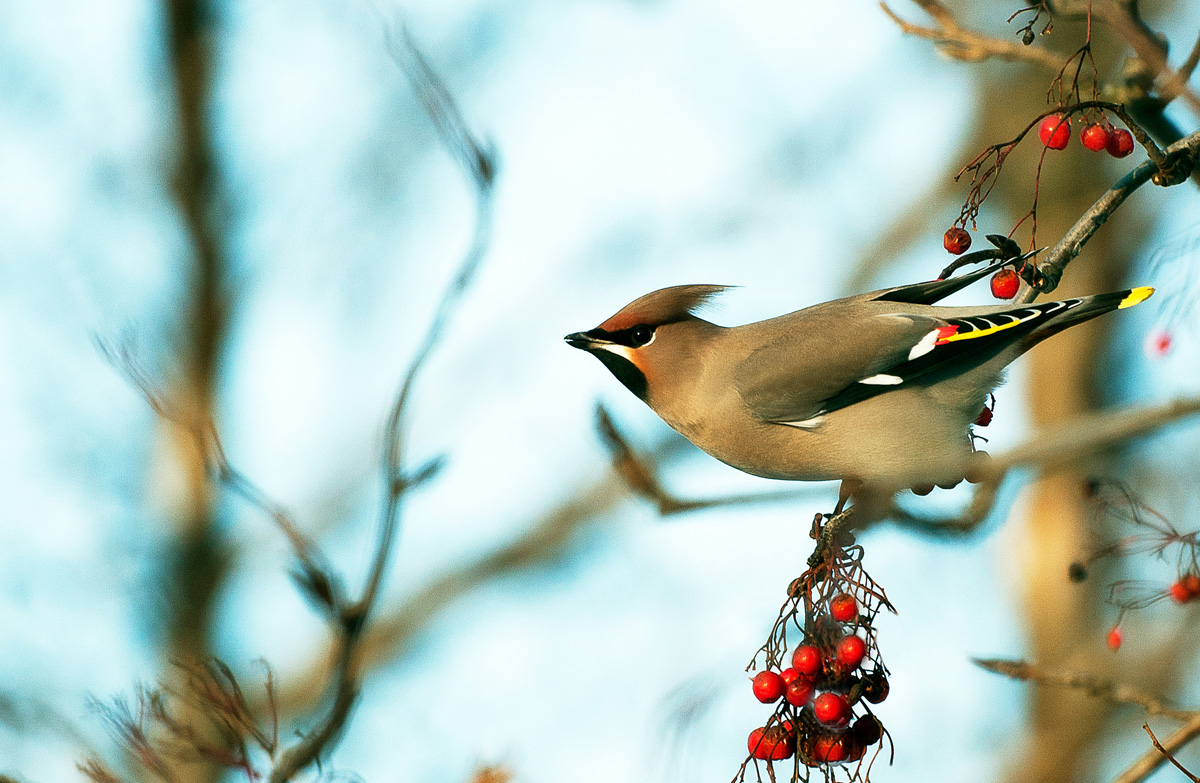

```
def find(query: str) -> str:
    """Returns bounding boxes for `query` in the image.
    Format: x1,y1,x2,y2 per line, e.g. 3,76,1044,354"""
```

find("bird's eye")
630,325,654,347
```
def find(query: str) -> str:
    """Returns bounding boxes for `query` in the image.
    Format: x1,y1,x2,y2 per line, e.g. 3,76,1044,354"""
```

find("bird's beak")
564,330,611,351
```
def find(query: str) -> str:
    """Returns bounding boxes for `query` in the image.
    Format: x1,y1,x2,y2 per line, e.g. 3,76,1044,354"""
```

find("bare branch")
1094,2,1200,118
595,405,818,515
881,1,1065,69
974,659,1197,722
1114,713,1200,783
1143,723,1200,783
270,475,623,718
1176,32,1200,95
1025,127,1200,298
98,339,341,616
890,396,1200,532
266,20,496,783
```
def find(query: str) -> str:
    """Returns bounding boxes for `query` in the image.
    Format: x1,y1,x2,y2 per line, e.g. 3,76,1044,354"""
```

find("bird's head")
565,284,731,401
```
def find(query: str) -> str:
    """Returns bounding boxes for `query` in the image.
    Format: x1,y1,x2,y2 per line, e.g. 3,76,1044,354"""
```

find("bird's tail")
1034,285,1154,340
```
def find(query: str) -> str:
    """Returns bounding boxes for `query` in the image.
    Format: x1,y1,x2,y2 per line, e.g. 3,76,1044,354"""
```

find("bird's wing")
865,258,1010,305
735,298,1090,427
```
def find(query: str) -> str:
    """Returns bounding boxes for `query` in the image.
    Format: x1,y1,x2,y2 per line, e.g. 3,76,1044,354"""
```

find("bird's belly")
674,388,978,488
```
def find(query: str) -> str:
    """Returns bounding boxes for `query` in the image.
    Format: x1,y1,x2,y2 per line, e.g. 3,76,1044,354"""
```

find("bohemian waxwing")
566,259,1153,493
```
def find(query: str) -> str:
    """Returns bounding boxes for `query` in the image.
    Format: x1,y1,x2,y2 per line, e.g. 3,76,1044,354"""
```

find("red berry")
779,667,801,685
748,726,794,761
1106,625,1123,651
829,593,858,622
752,671,785,703
1107,128,1134,158
767,730,794,760
835,635,866,670
785,677,815,707
974,405,993,427
861,670,890,704
1038,113,1071,150
1169,573,1200,604
990,268,1020,299
853,715,884,746
792,645,822,676
1145,330,1172,358
811,733,856,763
943,227,971,255
813,692,851,727
1080,123,1109,151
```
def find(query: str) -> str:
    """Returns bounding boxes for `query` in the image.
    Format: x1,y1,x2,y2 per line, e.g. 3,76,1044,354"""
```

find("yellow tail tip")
1118,286,1155,309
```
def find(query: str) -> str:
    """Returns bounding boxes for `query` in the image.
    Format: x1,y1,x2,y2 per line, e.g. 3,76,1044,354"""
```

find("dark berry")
1107,128,1134,158
853,715,884,746
861,670,890,704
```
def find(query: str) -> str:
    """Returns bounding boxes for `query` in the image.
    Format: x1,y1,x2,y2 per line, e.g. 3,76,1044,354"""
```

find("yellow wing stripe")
1118,286,1154,309
939,316,1028,343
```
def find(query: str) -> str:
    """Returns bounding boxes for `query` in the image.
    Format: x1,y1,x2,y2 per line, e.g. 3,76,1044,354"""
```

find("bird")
565,259,1153,501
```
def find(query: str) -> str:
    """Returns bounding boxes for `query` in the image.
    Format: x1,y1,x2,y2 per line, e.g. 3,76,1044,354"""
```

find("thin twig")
1114,713,1200,783
974,659,1197,722
1143,723,1200,782
595,405,818,515
268,474,628,718
266,21,496,783
880,0,1065,69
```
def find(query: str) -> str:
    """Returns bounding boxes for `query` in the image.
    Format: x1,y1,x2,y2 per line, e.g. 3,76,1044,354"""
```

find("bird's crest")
598,284,732,332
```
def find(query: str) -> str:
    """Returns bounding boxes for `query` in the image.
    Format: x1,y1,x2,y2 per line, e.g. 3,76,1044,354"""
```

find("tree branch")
974,658,1197,722
1024,128,1200,299
1142,723,1200,783
265,21,496,783
880,0,1066,69
1114,713,1200,783
595,406,819,515
890,395,1200,532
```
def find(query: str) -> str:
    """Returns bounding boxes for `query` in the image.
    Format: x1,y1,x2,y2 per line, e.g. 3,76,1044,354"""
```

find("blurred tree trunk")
160,1,229,782
961,17,1161,782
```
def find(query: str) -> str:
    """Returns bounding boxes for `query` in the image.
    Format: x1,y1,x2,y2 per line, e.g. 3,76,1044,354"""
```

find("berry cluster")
943,102,1148,273
1037,114,1134,158
746,613,888,767
736,518,893,783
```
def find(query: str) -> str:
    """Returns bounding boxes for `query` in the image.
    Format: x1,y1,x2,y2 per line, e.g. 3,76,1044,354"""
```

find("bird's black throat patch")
592,349,648,400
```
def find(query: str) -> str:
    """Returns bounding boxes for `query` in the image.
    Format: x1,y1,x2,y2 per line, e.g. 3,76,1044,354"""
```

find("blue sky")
3,1,1200,781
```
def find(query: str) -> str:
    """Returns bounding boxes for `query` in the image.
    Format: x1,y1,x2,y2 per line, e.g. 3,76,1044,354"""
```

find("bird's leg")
834,479,863,515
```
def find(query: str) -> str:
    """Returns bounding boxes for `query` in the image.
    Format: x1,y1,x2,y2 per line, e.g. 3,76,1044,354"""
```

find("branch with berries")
735,514,893,780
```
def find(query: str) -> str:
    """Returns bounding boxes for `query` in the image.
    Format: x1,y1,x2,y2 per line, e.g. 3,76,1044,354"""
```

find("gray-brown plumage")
566,263,1153,492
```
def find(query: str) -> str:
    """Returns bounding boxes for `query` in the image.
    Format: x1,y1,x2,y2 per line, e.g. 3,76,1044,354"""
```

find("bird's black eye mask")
586,324,656,348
